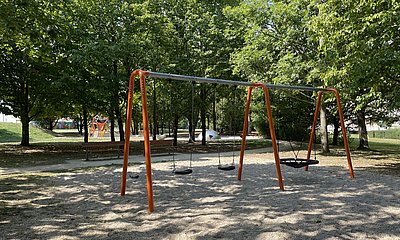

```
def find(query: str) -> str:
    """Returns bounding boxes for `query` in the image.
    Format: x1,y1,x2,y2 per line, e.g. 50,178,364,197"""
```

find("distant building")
0,113,20,123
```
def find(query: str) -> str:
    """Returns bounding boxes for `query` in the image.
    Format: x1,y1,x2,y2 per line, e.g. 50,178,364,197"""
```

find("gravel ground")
1,149,399,240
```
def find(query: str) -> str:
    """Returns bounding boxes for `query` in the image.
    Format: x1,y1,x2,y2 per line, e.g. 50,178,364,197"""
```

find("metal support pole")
305,91,323,171
238,87,253,181
329,88,355,178
120,70,137,196
305,89,355,178
258,83,284,191
140,71,155,212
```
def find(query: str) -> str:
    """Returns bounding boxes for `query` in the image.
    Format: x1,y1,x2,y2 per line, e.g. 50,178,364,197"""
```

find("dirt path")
0,147,273,175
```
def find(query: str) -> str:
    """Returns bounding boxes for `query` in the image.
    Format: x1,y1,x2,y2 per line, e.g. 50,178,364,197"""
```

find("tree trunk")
110,112,116,142
357,107,369,150
116,106,124,142
150,122,153,136
160,108,165,135
133,118,138,135
53,120,58,130
83,106,89,143
20,81,30,146
201,87,206,145
332,116,339,145
319,102,330,153
20,112,30,146
47,118,54,131
110,61,117,142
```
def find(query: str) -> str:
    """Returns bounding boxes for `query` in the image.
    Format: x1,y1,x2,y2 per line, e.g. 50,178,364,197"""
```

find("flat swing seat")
280,158,319,168
218,165,236,171
173,169,193,175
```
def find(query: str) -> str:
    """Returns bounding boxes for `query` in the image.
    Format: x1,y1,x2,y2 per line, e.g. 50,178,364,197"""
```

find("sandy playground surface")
1,149,400,240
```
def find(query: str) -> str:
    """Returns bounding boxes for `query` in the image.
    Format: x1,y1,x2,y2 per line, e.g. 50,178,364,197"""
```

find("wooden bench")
81,141,124,161
140,139,174,156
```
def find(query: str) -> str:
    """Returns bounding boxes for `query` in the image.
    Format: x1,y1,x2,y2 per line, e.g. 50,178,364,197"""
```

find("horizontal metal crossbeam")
148,71,327,92
148,71,253,86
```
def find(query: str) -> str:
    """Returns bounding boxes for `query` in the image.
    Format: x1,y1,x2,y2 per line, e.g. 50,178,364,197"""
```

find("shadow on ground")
0,162,399,239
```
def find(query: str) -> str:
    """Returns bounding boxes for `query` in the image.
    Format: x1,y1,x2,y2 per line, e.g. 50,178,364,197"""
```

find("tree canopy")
1,0,398,148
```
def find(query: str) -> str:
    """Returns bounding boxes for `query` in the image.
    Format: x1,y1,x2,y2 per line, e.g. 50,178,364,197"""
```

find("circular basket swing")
279,158,319,168
279,131,319,168
275,92,320,169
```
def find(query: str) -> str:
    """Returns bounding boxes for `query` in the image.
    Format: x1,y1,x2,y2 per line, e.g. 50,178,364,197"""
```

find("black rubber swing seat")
279,158,319,168
174,169,193,175
218,165,236,171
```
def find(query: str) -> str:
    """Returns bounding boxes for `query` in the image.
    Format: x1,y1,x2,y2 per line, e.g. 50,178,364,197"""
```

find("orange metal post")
328,88,355,178
305,91,323,171
238,87,253,181
259,84,284,191
140,71,155,212
120,70,138,196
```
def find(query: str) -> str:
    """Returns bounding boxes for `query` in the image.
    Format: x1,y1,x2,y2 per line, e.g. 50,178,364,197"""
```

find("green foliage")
1,0,399,147
227,0,400,144
274,90,315,141
227,0,320,140
312,0,400,111
216,87,246,134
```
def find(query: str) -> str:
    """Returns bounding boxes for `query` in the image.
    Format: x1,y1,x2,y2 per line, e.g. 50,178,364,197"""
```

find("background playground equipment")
121,70,355,213
89,113,109,138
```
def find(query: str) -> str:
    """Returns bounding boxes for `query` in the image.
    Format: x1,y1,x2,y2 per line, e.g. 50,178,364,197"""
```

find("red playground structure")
89,113,108,138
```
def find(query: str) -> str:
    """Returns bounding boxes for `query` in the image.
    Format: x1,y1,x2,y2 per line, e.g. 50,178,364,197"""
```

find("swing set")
120,70,355,213
170,82,237,174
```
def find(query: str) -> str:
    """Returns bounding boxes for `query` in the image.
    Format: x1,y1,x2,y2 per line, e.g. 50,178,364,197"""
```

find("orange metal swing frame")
120,70,355,213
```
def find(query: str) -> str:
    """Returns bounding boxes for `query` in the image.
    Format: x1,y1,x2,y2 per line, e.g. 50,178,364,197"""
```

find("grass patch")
0,123,88,168
245,139,272,148
369,128,400,140
367,138,400,154
347,137,400,176
347,135,400,154
0,123,55,143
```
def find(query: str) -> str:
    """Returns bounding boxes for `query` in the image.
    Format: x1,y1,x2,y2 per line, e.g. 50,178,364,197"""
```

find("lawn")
0,123,53,143
369,127,400,140
0,123,85,168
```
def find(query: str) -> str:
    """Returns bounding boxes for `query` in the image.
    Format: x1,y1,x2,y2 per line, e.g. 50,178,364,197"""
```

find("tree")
312,0,400,149
228,0,327,149
57,0,175,142
0,0,64,145
153,0,242,145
